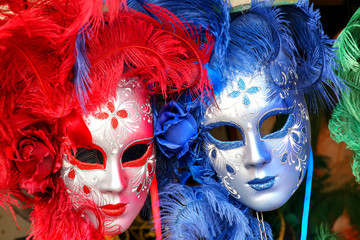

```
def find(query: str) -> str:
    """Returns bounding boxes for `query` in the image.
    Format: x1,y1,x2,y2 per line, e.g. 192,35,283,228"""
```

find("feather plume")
141,0,230,64
334,8,360,90
73,30,92,109
329,89,360,183
144,4,214,95
0,7,69,119
280,1,344,111
314,224,342,240
127,0,148,14
160,178,273,240
133,0,229,97
329,8,360,183
224,3,296,88
74,5,214,110
29,178,105,240
0,144,20,222
220,1,343,112
50,0,127,87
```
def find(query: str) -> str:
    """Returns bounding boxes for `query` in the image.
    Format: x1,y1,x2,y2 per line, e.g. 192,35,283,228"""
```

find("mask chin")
203,71,311,211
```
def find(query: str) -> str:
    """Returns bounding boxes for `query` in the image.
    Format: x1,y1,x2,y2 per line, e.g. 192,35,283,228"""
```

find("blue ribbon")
301,148,313,240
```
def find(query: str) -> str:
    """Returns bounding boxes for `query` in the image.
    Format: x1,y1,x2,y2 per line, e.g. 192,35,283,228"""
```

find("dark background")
311,0,360,39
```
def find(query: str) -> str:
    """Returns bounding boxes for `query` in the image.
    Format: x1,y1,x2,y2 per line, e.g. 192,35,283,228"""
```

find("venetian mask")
203,71,311,211
61,80,155,235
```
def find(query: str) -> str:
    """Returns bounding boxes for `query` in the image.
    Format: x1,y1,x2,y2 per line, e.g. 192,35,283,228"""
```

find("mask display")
203,71,311,211
62,80,155,235
0,0,214,239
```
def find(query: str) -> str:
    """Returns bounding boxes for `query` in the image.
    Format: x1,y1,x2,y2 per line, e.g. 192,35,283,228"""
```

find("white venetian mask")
61,80,155,235
203,71,310,211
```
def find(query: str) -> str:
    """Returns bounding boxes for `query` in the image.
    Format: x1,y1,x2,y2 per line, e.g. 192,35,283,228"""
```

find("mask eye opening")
208,124,243,142
205,123,245,150
69,145,107,170
122,139,153,168
260,108,293,139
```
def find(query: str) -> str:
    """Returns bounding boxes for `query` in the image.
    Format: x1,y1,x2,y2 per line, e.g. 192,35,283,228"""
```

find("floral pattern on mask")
95,102,131,129
228,78,260,106
207,144,243,200
91,99,141,152
205,72,272,121
87,82,153,155
272,102,309,172
129,154,155,197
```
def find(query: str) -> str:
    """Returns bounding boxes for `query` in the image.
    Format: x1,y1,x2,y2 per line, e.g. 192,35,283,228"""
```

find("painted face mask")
203,71,311,211
61,80,155,235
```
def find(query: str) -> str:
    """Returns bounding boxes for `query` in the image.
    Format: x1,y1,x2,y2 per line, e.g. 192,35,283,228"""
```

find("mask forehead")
61,79,155,235
205,72,276,121
87,79,153,156
203,71,311,211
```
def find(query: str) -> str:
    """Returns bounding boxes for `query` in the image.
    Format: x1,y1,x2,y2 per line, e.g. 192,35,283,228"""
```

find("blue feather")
160,177,273,240
126,0,147,13
279,1,344,112
223,3,297,89
73,30,92,110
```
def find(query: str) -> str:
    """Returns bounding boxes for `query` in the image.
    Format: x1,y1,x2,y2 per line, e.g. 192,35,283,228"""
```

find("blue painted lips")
248,176,275,191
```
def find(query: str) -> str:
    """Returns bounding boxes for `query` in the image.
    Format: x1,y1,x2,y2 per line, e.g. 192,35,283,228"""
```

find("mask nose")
98,155,127,193
244,133,271,168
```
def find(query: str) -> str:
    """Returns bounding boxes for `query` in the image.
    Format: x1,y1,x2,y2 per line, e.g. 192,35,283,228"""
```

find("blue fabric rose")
155,101,198,159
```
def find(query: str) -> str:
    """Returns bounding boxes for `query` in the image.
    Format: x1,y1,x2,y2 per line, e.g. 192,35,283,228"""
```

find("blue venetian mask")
203,71,311,211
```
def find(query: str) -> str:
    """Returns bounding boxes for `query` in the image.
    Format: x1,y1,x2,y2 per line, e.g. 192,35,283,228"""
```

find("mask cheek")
206,142,245,174
206,145,243,198
268,135,309,196
271,129,309,170
61,158,102,201
123,152,156,198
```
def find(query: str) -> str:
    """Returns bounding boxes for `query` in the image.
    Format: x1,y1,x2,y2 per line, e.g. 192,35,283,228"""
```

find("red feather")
0,7,69,118
82,5,214,110
56,0,127,85
144,4,214,100
29,178,105,240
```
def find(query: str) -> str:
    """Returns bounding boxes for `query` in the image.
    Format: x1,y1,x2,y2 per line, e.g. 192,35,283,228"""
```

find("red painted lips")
100,203,127,216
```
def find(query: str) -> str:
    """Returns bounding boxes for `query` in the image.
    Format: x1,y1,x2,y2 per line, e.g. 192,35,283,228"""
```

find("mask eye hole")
75,148,104,164
208,125,243,141
260,114,290,138
122,141,153,168
69,146,107,170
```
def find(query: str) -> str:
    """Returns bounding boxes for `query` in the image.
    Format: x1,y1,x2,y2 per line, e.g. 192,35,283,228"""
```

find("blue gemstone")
226,164,235,174
243,95,250,105
238,79,246,90
246,86,260,94
292,132,300,143
211,149,217,159
281,153,288,163
302,127,306,133
229,91,241,98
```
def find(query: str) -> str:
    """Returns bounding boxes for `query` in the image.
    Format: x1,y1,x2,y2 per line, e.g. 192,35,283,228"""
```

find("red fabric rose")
6,129,59,195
